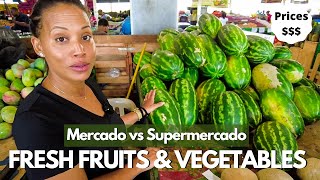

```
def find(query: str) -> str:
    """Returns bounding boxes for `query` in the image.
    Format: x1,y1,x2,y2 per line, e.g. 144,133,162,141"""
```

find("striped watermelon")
141,76,167,96
293,86,320,124
234,90,262,128
244,86,260,102
149,89,182,132
217,24,249,56
139,64,154,79
209,91,248,132
177,32,206,68
181,67,199,87
158,28,180,42
273,46,292,59
254,121,298,164
223,55,251,89
133,51,152,67
245,35,275,64
197,34,227,79
169,79,197,127
158,33,179,54
184,25,199,32
293,77,317,90
260,89,305,137
150,50,184,81
190,29,201,36
252,63,294,99
196,79,226,124
198,13,222,39
270,59,304,84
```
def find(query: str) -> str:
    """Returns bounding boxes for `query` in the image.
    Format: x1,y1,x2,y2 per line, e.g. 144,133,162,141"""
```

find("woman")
219,11,228,26
12,0,163,179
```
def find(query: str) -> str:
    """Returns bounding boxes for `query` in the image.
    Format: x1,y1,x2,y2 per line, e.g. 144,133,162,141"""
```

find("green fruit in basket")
293,86,320,124
209,91,248,133
234,89,262,128
252,63,294,99
0,77,10,87
158,28,180,42
184,25,198,32
260,89,304,137
34,77,44,87
32,69,43,78
5,69,16,82
150,50,184,81
0,100,5,122
141,76,167,97
0,122,12,139
17,59,30,68
198,34,227,79
29,62,35,68
180,67,199,87
273,46,292,59
223,55,251,89
34,58,47,72
11,63,25,78
196,79,226,124
217,24,249,56
245,35,275,64
149,89,182,132
2,91,21,106
293,77,317,89
22,68,37,87
244,86,259,102
190,29,201,36
139,64,154,80
158,33,179,54
10,79,25,93
21,87,34,99
1,106,17,124
199,13,222,39
270,59,304,84
169,78,197,127
133,51,152,67
0,86,10,100
177,32,206,68
254,121,298,164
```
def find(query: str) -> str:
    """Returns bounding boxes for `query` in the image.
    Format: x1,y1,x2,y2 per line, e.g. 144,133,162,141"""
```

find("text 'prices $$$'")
271,8,312,44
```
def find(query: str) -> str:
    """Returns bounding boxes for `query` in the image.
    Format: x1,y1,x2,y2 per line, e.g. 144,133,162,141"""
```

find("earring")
38,52,44,57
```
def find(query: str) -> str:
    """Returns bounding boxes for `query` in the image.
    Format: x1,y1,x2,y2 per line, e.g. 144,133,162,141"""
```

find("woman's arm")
121,90,164,125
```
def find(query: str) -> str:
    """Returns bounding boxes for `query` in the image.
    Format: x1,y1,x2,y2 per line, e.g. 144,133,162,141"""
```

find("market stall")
0,0,320,179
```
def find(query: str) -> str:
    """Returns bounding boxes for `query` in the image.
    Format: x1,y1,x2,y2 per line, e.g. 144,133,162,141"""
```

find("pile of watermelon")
134,13,320,164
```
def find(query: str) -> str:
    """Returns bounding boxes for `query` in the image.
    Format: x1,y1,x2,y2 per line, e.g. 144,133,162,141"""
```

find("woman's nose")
73,41,86,57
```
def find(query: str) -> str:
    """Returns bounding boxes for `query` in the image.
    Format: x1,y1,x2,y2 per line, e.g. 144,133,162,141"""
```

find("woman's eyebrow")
82,25,91,29
50,26,68,32
50,25,91,32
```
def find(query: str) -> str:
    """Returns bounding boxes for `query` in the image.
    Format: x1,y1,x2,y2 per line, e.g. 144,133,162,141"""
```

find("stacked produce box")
134,13,320,178
0,58,47,140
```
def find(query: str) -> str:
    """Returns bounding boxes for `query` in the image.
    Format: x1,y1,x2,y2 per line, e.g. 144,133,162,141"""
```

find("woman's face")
34,3,95,82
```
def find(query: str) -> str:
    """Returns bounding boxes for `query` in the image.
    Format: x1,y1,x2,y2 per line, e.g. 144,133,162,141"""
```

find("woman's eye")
55,37,67,42
83,35,92,41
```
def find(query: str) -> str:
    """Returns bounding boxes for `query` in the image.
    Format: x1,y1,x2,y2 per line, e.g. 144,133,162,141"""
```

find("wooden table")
0,137,26,179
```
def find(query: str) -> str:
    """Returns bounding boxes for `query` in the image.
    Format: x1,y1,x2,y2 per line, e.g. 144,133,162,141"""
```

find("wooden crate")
290,41,320,85
93,35,159,97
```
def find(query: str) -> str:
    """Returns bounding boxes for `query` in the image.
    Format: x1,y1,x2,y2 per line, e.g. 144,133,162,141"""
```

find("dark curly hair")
30,0,87,37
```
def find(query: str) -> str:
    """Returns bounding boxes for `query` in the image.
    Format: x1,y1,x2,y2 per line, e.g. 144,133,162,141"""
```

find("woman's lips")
70,63,90,72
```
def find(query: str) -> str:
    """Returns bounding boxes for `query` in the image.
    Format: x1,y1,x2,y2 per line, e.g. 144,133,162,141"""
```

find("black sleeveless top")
13,79,124,180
